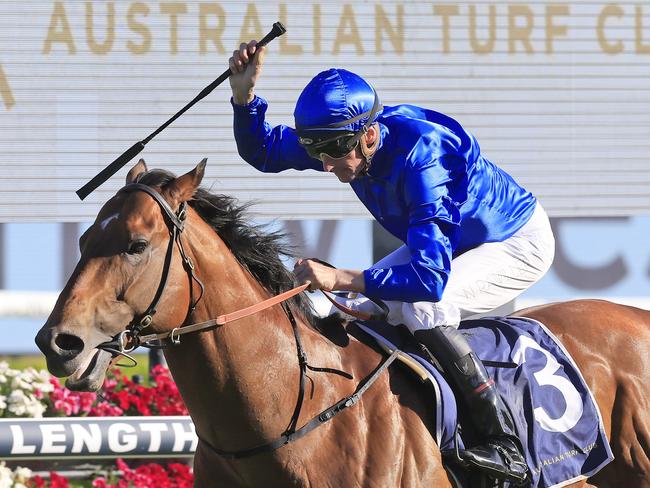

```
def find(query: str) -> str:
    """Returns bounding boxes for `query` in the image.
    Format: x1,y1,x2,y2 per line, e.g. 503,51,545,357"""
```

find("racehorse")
36,160,650,487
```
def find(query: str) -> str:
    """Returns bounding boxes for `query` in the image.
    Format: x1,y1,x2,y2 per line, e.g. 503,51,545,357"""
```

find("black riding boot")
413,326,529,484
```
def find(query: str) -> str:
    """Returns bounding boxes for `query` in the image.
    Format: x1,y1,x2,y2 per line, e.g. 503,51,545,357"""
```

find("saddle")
344,316,614,488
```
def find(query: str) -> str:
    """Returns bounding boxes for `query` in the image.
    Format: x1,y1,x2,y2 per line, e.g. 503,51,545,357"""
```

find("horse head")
35,158,206,391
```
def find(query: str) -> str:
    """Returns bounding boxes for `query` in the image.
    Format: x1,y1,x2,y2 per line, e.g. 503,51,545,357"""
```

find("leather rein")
97,183,399,459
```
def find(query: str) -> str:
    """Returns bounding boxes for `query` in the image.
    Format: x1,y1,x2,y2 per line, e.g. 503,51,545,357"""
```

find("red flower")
88,401,124,417
47,377,99,417
106,459,193,487
44,365,187,418
28,475,46,487
39,460,193,488
49,472,70,488
167,463,194,486
116,458,135,481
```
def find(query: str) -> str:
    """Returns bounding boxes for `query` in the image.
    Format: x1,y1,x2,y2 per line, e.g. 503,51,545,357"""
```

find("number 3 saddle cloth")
351,316,614,488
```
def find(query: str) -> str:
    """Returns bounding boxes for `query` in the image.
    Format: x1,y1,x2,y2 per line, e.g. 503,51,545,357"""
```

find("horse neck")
163,213,326,452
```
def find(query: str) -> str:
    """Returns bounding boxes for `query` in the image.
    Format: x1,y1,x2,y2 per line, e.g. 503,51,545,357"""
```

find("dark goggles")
298,131,358,160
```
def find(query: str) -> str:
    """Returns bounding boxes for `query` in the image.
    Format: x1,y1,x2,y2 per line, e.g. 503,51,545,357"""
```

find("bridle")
96,182,398,459
97,182,205,360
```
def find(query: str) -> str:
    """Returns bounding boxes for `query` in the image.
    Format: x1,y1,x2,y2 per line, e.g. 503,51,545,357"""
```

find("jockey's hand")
229,40,265,105
293,259,338,292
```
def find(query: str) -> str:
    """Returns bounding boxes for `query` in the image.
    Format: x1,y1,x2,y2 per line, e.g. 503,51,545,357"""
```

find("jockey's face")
321,147,365,183
320,126,378,183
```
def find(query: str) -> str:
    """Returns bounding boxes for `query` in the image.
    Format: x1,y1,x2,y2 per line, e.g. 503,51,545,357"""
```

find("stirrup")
443,426,529,485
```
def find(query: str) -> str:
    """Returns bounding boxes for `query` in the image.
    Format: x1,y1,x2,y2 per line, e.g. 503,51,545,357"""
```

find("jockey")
229,42,555,483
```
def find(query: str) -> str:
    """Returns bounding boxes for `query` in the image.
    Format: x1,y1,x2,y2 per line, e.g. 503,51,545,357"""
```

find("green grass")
0,353,152,383
0,354,48,371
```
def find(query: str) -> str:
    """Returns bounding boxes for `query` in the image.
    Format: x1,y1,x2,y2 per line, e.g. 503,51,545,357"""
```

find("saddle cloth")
352,316,614,488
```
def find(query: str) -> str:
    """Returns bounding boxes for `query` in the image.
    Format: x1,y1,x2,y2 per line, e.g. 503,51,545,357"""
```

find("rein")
136,283,310,347
97,183,400,460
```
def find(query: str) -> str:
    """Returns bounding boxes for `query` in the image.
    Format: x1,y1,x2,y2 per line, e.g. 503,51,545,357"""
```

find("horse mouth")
65,348,114,392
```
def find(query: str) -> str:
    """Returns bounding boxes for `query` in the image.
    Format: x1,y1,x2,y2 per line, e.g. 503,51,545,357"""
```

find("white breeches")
334,202,555,334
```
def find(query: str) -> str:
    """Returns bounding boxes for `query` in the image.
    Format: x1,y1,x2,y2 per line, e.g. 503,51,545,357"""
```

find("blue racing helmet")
294,68,382,136
294,69,382,159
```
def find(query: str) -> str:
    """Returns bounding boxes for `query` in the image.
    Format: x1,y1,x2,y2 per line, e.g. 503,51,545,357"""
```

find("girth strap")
200,348,400,460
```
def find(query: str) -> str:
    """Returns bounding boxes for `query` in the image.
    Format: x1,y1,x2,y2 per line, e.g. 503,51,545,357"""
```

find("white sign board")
1,1,649,221
0,416,196,459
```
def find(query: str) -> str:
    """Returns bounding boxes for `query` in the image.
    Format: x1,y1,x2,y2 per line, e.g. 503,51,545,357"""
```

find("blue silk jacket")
232,97,537,302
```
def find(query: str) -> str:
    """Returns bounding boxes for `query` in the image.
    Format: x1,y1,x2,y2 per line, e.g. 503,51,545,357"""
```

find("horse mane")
137,169,318,324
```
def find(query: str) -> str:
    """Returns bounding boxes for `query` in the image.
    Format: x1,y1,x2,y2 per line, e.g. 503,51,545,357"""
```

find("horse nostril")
54,333,84,354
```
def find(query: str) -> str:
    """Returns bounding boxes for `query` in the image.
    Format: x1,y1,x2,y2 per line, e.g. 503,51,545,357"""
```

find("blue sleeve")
232,96,323,173
363,155,466,303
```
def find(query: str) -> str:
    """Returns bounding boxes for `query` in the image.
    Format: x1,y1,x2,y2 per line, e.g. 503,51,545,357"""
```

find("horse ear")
166,158,207,206
126,159,148,184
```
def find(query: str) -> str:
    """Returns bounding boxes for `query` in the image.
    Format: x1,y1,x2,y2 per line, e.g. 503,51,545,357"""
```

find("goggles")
299,131,358,160
297,91,382,161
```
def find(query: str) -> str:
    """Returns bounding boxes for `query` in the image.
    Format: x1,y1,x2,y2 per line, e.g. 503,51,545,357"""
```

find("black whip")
76,21,286,200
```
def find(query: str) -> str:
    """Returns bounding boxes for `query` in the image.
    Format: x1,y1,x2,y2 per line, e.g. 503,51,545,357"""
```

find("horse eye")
127,240,148,255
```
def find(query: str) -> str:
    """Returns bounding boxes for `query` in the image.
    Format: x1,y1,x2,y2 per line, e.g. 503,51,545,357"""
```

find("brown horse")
36,160,650,487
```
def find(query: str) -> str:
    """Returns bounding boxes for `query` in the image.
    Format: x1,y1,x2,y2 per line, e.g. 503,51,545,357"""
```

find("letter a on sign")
0,64,14,110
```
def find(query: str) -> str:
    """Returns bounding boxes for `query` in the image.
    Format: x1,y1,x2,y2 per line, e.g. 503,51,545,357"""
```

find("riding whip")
76,21,287,200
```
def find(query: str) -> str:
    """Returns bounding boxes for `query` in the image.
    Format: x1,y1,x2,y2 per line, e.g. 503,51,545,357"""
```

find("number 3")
511,335,583,433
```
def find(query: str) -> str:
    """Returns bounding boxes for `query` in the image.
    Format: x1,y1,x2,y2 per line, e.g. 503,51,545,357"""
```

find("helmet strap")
359,123,379,175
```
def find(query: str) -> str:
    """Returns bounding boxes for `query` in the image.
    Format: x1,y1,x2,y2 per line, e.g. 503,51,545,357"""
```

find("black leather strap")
98,183,200,354
200,348,400,460
122,183,186,231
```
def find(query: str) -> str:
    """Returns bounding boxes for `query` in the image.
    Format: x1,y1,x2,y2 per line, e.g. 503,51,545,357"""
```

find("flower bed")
0,362,187,419
1,459,193,488
0,361,193,487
